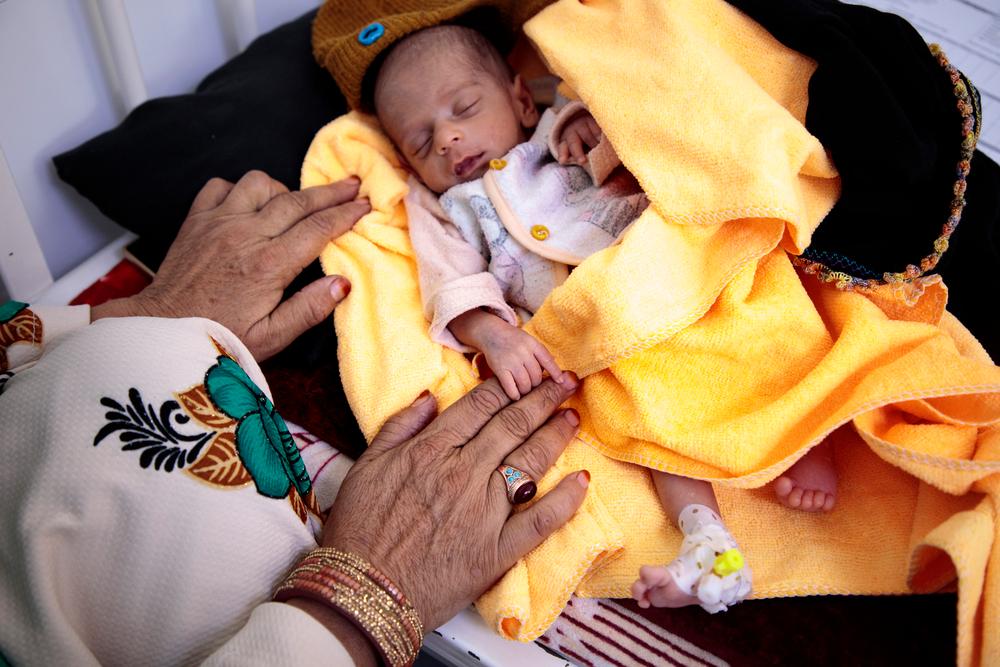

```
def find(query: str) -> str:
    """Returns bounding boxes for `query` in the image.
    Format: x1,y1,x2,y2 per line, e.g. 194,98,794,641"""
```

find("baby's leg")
631,472,752,613
772,440,837,512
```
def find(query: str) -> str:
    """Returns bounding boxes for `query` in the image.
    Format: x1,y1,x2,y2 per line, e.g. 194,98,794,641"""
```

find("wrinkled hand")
322,375,588,631
92,171,369,361
480,324,563,400
556,111,602,165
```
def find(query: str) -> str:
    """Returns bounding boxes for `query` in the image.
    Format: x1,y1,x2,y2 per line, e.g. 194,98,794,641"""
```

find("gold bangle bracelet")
274,547,424,667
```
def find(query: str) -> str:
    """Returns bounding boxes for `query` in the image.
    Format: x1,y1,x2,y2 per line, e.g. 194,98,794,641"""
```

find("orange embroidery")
0,307,43,372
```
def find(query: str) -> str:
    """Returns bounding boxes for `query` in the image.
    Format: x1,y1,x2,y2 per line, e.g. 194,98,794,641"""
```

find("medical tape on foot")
666,504,752,613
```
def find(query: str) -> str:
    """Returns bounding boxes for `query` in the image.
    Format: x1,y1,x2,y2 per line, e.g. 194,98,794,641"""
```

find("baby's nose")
436,126,463,155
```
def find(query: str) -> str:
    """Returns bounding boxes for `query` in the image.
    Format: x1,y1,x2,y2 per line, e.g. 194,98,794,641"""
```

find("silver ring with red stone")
497,464,537,505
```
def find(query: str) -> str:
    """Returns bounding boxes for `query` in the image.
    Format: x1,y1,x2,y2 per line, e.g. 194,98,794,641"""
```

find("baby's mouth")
453,153,485,179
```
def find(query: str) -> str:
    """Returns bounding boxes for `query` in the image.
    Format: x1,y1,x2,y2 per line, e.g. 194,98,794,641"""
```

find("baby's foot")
631,565,699,609
632,504,752,613
773,441,837,512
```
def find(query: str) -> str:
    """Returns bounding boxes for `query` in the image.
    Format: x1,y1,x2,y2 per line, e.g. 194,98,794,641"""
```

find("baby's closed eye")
413,135,432,157
455,99,479,116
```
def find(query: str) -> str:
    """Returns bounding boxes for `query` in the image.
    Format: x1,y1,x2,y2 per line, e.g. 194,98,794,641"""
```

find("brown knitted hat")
312,0,554,110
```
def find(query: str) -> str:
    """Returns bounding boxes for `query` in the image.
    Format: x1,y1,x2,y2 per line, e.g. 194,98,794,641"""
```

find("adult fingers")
260,177,362,237
274,199,370,278
243,275,351,361
489,408,579,489
497,471,589,568
464,374,578,462
367,391,439,458
223,170,290,213
187,177,234,216
416,377,511,449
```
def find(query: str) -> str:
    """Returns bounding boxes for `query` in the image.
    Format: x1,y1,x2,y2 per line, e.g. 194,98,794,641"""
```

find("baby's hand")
480,325,563,400
556,111,602,166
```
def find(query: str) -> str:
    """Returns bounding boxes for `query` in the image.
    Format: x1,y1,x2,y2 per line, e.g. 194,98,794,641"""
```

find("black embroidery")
94,388,212,472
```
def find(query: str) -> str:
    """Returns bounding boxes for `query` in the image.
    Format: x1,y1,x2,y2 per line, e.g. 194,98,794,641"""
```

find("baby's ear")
512,75,540,129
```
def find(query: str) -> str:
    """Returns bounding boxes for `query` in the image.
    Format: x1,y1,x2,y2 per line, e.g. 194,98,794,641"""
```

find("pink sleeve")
547,100,623,186
405,179,518,352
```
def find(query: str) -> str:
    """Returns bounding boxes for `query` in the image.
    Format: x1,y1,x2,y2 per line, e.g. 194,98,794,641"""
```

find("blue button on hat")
358,22,385,46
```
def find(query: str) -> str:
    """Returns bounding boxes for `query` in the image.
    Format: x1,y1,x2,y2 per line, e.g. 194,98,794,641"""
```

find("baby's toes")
786,486,804,508
630,579,650,607
773,476,794,499
807,491,834,513
822,493,836,512
812,491,828,512
638,564,672,588
800,489,816,511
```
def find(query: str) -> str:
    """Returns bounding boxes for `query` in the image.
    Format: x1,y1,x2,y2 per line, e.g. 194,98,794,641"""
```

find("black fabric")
53,9,347,271
727,0,1000,358
936,150,1000,357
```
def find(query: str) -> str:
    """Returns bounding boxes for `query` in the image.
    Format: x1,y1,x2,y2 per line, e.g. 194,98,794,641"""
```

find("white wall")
0,0,125,300
0,0,318,302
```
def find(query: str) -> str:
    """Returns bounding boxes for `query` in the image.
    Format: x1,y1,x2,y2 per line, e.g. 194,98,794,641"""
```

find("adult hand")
92,171,370,361
322,374,588,633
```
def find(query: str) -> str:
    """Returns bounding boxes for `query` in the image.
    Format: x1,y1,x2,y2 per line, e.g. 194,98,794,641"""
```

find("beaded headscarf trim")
791,44,982,292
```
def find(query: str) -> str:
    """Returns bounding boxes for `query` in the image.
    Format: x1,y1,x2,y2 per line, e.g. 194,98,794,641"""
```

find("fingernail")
564,408,580,427
416,390,434,405
577,470,590,488
562,371,579,391
346,176,361,184
330,277,351,300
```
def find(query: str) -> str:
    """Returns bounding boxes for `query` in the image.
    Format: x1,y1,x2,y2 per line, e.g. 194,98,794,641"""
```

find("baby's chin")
424,165,490,194
460,162,490,184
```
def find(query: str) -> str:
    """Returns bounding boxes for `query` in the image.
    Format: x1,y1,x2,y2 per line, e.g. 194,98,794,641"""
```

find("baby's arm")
449,309,563,400
407,178,517,351
406,178,563,399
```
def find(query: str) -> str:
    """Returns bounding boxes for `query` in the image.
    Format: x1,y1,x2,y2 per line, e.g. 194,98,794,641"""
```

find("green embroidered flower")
0,301,28,324
205,356,311,499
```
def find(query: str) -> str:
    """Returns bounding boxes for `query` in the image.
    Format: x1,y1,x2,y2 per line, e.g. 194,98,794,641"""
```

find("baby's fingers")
584,117,602,148
525,357,543,387
513,365,533,396
533,344,563,384
498,369,521,401
557,141,572,165
567,132,586,164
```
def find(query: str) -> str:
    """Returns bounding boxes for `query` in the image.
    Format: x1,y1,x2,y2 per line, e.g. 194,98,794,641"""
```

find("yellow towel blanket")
302,1,1000,663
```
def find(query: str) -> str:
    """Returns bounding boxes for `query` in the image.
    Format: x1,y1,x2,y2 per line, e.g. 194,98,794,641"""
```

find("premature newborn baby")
371,24,778,614
374,25,647,400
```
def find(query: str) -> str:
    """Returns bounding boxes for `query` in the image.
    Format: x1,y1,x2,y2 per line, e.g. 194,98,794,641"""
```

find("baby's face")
377,52,537,193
